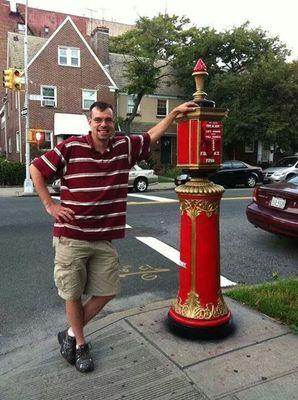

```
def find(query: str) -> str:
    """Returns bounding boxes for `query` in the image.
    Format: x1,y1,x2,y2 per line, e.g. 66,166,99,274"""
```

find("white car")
263,156,298,183
52,165,158,193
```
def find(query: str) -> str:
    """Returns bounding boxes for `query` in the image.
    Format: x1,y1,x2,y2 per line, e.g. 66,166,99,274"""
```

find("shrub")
162,166,183,179
0,160,26,185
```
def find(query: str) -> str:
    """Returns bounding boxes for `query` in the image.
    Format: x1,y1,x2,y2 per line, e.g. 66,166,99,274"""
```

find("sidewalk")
0,182,176,197
1,297,297,399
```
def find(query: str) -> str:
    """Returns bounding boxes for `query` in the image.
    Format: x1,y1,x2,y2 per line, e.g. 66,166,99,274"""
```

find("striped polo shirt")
32,132,151,241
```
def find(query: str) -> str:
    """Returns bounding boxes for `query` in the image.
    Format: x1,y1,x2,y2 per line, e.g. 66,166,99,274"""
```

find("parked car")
175,160,263,188
52,165,158,193
262,156,298,183
246,176,298,238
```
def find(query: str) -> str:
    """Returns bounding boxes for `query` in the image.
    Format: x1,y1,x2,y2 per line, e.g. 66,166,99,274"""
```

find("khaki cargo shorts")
53,236,120,301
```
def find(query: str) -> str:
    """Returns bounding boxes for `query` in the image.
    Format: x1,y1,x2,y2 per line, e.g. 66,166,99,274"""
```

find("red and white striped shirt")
32,132,151,240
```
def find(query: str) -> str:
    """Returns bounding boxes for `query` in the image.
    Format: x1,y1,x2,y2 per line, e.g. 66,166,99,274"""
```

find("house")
2,16,118,162
108,54,186,171
2,11,187,170
0,0,133,102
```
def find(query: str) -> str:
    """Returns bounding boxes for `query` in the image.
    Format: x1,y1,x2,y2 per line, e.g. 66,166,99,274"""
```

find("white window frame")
18,23,25,33
127,95,140,115
82,89,97,110
39,131,54,151
40,86,57,107
245,141,255,153
156,99,168,117
16,131,20,153
8,137,12,153
58,46,80,67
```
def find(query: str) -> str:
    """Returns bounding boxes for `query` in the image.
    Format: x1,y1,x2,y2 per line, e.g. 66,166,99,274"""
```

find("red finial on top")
193,59,207,72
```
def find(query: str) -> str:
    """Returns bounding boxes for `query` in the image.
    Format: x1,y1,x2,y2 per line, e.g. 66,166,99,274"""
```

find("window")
39,131,53,151
41,86,56,107
58,47,80,67
245,141,254,153
82,90,97,110
232,161,246,169
127,95,140,114
16,132,20,153
8,138,12,153
17,24,25,33
157,99,168,116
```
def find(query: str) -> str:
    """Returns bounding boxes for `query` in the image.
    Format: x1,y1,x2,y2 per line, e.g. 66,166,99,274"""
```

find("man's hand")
171,101,198,116
46,203,75,223
148,101,198,144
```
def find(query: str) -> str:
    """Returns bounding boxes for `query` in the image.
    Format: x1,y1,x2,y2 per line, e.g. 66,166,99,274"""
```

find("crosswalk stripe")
128,193,177,202
136,236,236,287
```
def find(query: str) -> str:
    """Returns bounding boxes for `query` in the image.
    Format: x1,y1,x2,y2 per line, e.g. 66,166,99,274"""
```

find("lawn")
225,278,298,334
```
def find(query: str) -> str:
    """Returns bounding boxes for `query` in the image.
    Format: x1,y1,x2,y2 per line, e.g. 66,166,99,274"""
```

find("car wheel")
134,177,148,192
246,175,257,188
286,174,296,181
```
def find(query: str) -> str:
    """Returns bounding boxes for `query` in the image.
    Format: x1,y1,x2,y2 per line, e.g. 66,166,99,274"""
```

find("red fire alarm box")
177,113,225,170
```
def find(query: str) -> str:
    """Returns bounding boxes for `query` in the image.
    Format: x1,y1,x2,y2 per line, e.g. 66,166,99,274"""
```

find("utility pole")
23,0,33,193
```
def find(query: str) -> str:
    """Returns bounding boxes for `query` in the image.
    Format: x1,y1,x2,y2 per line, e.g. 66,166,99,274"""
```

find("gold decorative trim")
176,179,224,195
173,291,229,320
180,198,219,218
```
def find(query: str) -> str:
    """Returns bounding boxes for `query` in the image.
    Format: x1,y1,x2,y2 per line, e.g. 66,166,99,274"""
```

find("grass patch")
225,278,298,334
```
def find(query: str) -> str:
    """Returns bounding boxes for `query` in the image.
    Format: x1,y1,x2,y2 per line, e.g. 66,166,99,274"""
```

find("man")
30,100,197,373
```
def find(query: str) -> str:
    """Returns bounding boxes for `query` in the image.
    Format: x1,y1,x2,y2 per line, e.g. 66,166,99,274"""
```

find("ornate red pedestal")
168,179,233,337
168,58,233,338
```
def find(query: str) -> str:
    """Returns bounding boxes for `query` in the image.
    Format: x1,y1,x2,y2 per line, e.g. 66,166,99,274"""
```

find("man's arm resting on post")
148,101,198,144
30,164,75,223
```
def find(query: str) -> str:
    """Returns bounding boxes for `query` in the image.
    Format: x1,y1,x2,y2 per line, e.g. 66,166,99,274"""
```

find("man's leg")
83,295,115,325
65,299,85,346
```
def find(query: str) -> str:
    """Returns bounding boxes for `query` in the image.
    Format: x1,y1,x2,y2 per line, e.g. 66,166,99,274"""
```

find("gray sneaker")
57,329,76,365
75,343,94,373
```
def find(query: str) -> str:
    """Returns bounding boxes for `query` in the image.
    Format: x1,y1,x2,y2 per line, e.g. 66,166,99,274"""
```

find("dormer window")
58,47,80,67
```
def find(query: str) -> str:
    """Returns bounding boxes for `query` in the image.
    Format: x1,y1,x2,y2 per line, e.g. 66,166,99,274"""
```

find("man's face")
88,107,115,143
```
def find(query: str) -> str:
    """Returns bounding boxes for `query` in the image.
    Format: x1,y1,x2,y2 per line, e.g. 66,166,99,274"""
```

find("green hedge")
0,158,26,185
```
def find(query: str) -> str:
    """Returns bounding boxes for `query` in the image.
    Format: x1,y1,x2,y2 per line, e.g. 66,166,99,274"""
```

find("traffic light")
13,69,23,91
3,69,14,89
2,68,24,90
28,129,45,144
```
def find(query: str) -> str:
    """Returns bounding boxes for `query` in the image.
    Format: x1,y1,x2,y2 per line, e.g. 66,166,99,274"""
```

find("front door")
161,137,172,165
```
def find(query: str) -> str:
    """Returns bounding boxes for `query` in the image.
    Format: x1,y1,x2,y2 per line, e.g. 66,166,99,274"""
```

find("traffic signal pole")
23,0,33,193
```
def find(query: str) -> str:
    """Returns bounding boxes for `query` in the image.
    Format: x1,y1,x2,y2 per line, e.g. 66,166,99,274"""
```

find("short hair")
89,101,113,116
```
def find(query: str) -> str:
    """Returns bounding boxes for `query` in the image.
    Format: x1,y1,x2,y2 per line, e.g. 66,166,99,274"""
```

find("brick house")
0,0,133,102
3,16,118,162
2,11,187,170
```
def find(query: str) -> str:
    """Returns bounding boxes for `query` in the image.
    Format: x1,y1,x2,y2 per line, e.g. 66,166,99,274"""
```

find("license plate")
270,196,286,209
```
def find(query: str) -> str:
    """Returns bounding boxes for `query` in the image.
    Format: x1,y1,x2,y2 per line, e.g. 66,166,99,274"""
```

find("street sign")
29,94,42,101
21,108,27,116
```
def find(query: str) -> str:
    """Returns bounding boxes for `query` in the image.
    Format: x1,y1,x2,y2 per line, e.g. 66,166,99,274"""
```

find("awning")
54,113,89,136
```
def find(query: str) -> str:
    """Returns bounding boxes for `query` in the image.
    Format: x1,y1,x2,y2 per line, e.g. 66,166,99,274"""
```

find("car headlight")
272,170,286,177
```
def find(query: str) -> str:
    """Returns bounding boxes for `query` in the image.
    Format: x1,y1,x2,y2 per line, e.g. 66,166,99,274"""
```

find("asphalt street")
0,189,297,356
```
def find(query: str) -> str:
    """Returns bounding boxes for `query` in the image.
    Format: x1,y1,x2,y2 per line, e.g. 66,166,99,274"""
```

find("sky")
19,0,298,59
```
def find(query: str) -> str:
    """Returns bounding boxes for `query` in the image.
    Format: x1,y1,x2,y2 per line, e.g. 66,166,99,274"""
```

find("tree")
173,22,296,154
109,13,189,133
173,22,290,97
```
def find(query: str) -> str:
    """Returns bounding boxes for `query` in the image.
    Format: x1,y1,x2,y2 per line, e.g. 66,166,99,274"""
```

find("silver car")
52,165,158,193
263,156,298,183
